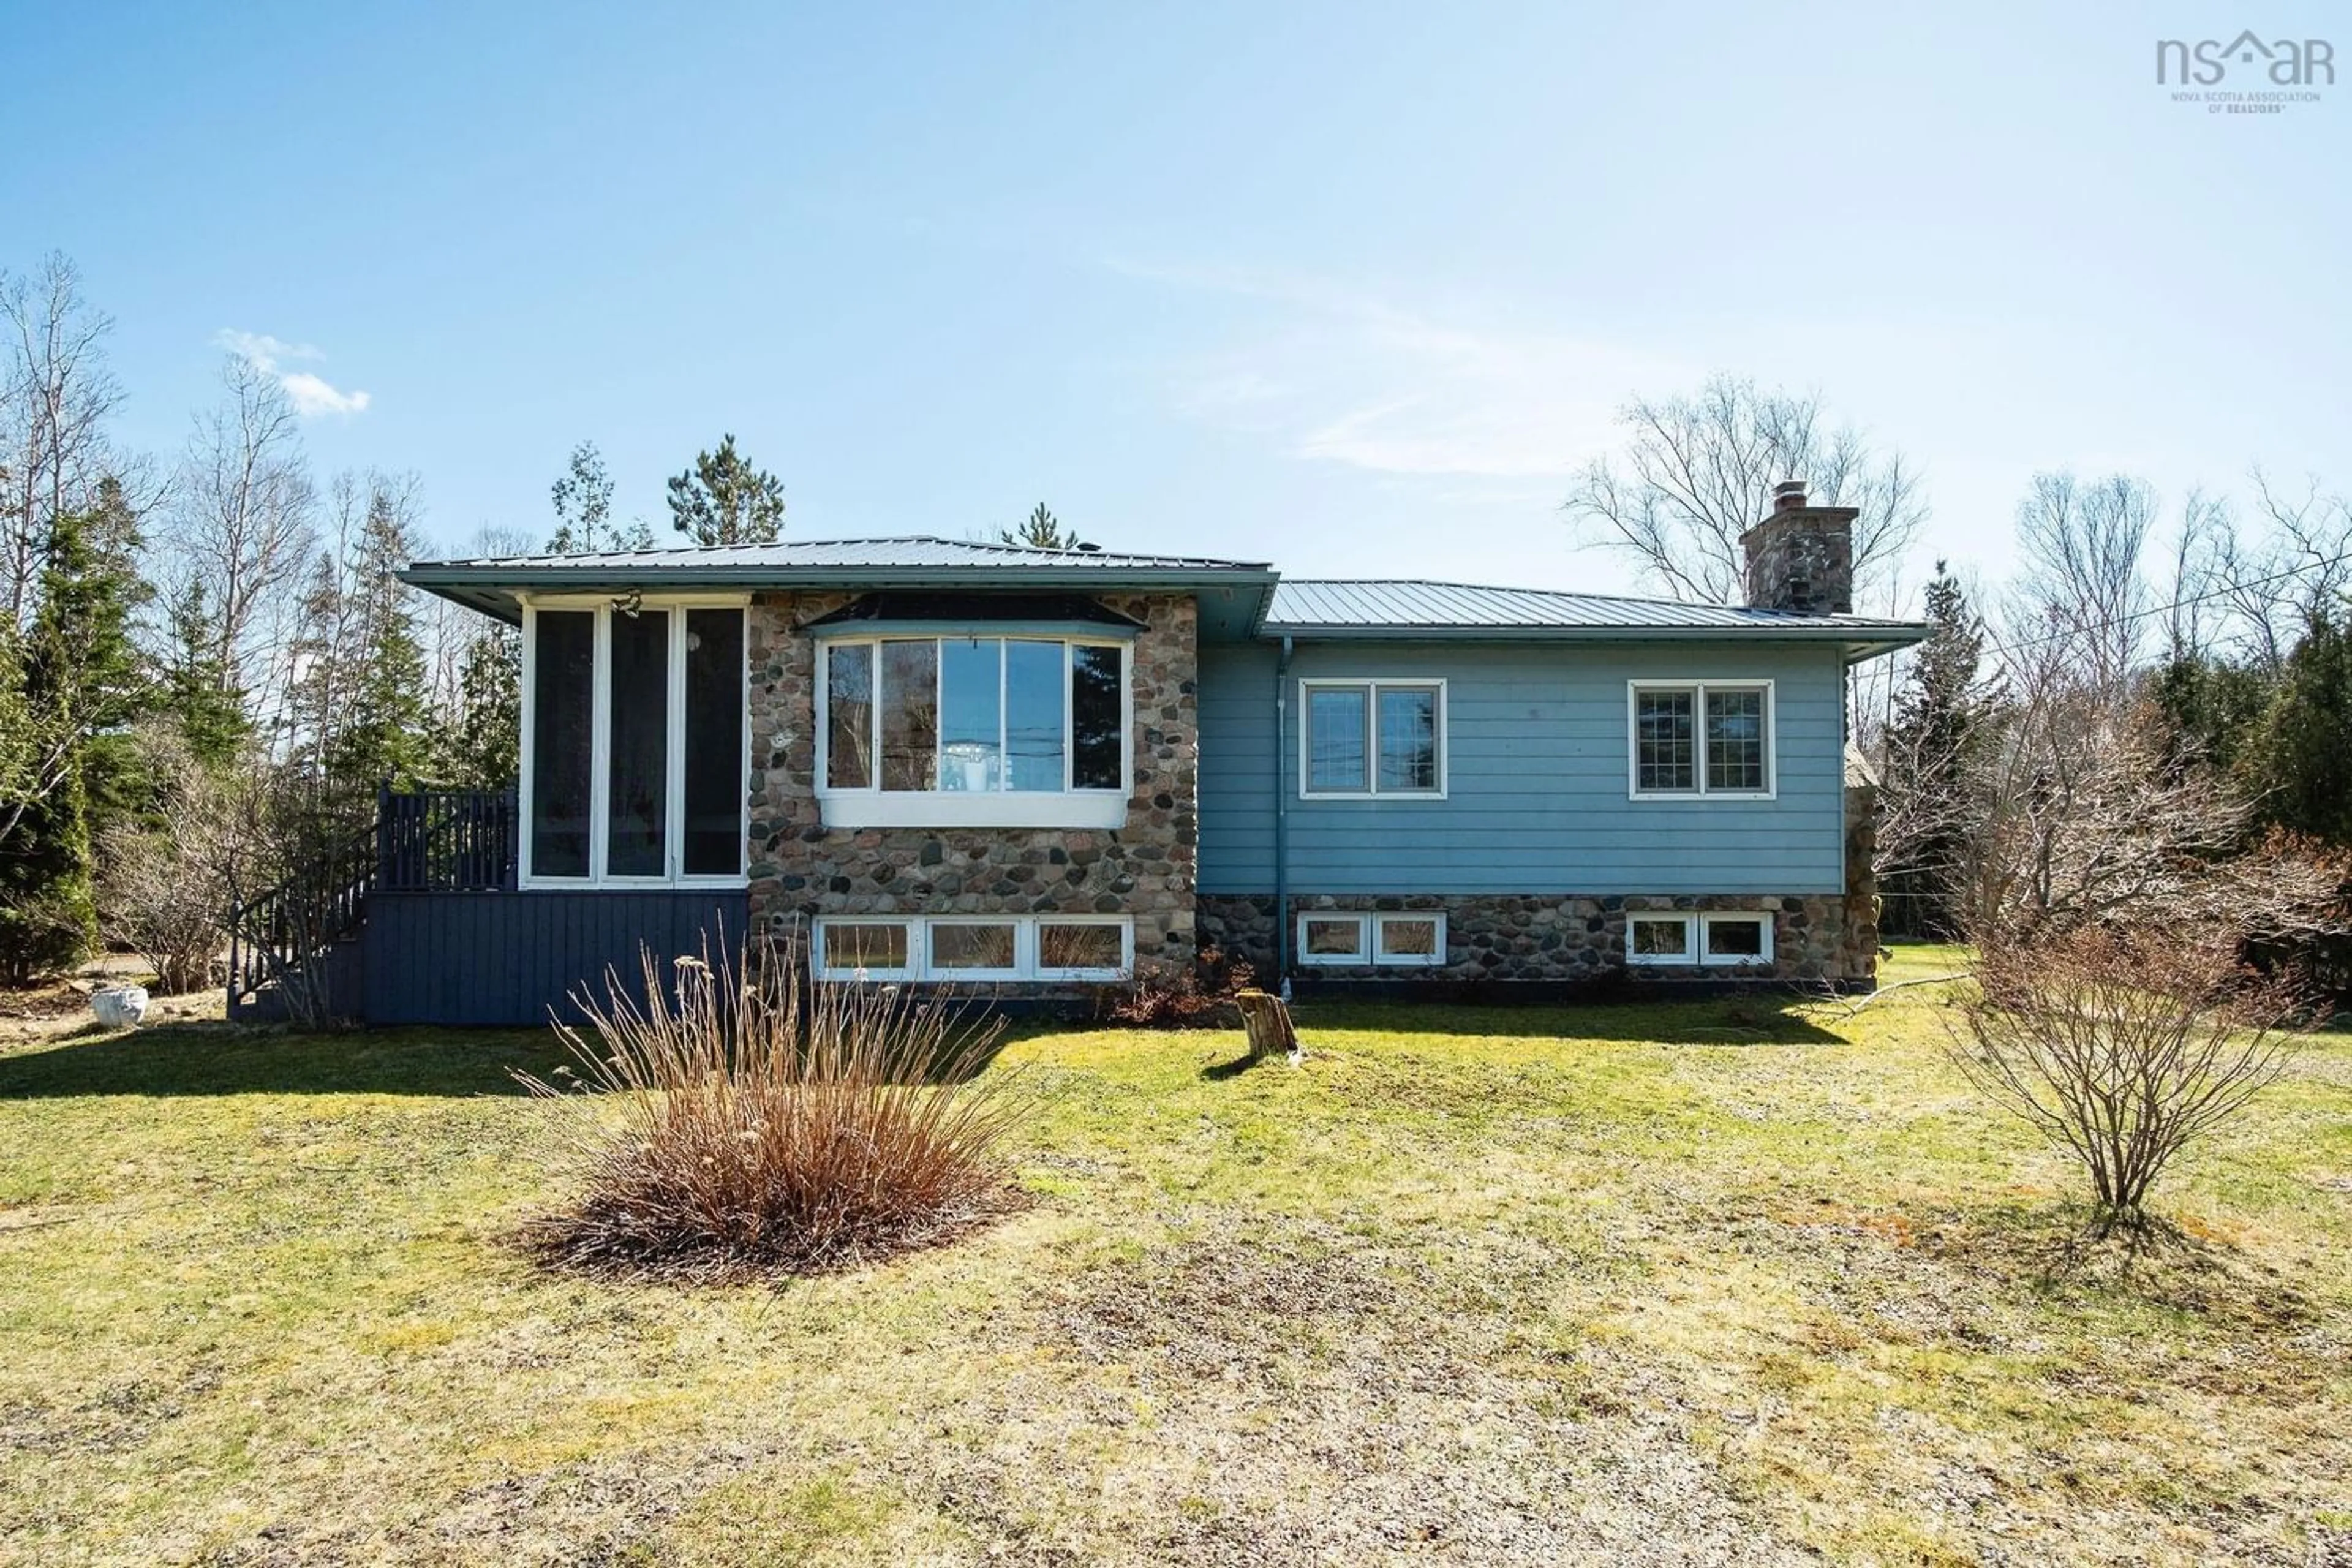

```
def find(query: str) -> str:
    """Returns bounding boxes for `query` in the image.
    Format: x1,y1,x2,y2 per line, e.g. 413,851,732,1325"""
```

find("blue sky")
5,2,2345,600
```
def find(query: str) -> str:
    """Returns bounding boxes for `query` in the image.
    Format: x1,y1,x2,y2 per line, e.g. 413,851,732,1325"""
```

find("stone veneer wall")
1199,892,1864,986
744,590,1199,971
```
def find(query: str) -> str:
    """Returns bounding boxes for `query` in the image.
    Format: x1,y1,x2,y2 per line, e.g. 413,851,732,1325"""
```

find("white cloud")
1114,258,1683,481
214,328,371,417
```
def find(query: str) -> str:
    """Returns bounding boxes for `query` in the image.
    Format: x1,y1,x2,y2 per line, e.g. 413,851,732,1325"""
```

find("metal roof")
407,535,1270,575
1265,579,1928,657
398,535,1279,630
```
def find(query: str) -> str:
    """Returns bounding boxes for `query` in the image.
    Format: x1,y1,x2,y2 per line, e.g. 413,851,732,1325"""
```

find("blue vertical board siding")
1197,640,1849,895
363,889,750,1026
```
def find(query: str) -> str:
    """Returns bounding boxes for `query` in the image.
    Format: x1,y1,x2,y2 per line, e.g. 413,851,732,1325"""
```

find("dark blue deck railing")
376,786,521,892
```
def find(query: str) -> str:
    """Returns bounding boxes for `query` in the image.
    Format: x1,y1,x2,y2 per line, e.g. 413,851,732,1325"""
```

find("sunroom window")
818,635,1129,829
523,601,746,884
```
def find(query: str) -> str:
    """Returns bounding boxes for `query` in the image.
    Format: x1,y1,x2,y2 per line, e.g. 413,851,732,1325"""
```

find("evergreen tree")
1877,564,1999,937
2250,605,2352,844
432,624,521,790
318,484,432,788
2150,652,2274,778
0,483,145,979
999,503,1091,551
548,440,654,553
154,577,252,771
666,434,785,546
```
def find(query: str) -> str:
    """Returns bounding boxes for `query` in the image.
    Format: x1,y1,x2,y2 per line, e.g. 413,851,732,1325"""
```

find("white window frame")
1034,915,1136,982
1297,913,1370,965
812,918,920,982
1298,679,1448,801
814,633,1134,830
1296,911,1449,967
1699,911,1777,968
810,914,1135,983
1372,912,1447,967
921,916,1025,983
1625,913,1698,967
1626,680,1777,801
518,594,750,889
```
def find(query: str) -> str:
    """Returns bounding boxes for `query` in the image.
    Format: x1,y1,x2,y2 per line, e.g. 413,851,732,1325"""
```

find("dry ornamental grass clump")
514,940,1031,1281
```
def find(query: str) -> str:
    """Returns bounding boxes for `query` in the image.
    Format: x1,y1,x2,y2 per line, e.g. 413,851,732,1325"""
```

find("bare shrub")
97,729,241,993
514,940,1031,1281
1109,943,1254,1027
1945,929,2308,1232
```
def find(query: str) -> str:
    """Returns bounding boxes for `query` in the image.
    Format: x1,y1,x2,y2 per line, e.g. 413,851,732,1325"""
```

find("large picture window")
817,635,1130,828
1299,679,1446,799
522,600,747,884
1627,680,1775,799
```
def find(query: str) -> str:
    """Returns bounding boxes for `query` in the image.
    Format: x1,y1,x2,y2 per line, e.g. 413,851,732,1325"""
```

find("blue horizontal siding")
1197,641,1849,895
363,889,750,1027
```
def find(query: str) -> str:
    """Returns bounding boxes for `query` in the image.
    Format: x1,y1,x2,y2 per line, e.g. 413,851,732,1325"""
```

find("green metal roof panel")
1265,579,1928,645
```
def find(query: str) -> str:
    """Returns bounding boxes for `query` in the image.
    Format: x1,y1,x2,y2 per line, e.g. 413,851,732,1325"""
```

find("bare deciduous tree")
2187,470,2352,674
2012,472,2157,697
1564,374,1927,606
165,353,320,733
1947,928,2307,1231
1,253,126,629
97,725,243,992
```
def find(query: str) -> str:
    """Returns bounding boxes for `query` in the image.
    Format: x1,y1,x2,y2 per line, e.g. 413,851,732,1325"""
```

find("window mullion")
1366,680,1381,796
589,607,610,882
666,610,687,880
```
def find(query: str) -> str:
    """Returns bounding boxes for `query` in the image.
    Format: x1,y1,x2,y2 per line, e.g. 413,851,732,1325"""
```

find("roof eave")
1261,622,1929,657
398,564,1282,624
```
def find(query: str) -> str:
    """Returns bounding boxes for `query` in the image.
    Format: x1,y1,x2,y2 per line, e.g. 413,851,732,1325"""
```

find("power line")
1968,549,2352,666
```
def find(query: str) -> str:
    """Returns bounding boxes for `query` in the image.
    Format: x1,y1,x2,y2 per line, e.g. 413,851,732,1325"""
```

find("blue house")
228,484,1923,1023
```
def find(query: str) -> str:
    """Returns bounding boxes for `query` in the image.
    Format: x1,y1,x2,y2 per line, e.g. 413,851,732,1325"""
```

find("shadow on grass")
0,1020,571,1100
1294,996,1853,1047
1936,1199,2318,1330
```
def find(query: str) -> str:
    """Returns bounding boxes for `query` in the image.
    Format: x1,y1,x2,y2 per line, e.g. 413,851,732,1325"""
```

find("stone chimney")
1740,480,1858,615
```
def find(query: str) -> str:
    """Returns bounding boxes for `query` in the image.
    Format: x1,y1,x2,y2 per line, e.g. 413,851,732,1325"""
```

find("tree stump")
1234,989,1300,1065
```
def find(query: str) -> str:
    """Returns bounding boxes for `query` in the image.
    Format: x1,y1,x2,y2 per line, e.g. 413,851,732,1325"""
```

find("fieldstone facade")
744,590,1199,973
1199,891,1871,988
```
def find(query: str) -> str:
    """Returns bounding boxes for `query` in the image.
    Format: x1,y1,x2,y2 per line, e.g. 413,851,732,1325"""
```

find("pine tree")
2250,605,2352,844
999,503,1091,551
154,578,252,771
0,483,146,980
1878,565,1999,937
548,440,654,554
432,624,520,790
318,484,432,788
666,434,785,546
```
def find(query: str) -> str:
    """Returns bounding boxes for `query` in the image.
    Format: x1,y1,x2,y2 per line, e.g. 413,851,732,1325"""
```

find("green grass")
2,944,2348,1565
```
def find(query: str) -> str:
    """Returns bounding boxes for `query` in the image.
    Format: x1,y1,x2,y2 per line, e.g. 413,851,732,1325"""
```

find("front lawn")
2,947,2348,1565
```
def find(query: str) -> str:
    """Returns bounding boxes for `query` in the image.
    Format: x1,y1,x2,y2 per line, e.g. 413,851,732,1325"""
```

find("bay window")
522,598,747,885
818,635,1131,828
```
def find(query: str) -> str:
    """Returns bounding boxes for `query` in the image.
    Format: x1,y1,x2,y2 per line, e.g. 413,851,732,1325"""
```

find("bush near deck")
1,945,2347,1566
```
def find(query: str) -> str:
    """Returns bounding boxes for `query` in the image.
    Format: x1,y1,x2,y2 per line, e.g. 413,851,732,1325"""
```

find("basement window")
1626,914,1696,966
1700,913,1775,967
812,915,1133,982
1297,912,1449,967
